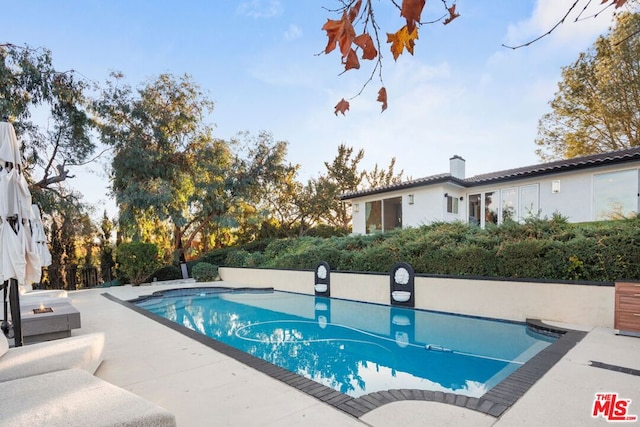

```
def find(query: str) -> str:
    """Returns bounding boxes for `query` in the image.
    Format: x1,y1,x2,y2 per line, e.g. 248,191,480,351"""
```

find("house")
341,147,640,234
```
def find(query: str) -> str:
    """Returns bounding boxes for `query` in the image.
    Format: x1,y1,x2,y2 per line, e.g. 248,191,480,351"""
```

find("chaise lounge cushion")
0,368,176,427
0,332,105,382
0,331,7,357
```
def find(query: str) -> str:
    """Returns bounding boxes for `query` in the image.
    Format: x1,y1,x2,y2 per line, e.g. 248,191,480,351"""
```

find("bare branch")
502,0,581,49
35,163,75,188
67,146,114,167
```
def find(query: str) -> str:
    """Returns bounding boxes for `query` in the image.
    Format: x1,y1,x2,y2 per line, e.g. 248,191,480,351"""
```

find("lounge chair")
0,332,104,382
0,368,176,426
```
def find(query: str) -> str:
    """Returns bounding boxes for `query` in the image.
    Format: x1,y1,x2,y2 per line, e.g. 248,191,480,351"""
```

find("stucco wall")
402,186,448,227
347,163,640,233
219,267,614,327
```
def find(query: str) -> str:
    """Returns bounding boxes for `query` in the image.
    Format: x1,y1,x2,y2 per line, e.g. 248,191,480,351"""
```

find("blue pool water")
135,288,555,398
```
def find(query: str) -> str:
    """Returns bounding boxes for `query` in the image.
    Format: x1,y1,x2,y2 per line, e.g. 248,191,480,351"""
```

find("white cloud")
237,0,283,19
284,24,302,41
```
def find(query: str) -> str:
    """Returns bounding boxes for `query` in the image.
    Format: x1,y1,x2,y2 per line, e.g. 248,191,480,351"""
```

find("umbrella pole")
8,279,23,346
1,281,8,336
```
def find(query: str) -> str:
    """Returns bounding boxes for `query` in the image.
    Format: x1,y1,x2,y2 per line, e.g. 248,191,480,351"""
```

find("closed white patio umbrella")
0,119,42,346
31,204,52,269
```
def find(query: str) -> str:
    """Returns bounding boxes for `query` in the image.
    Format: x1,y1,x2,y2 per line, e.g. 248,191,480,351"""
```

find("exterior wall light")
408,195,414,205
353,203,359,212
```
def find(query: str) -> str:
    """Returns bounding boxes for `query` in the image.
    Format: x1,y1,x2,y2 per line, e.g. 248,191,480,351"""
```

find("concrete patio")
51,282,640,426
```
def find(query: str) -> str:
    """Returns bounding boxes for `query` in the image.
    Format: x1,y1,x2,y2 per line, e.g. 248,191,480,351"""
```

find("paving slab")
64,284,640,427
361,401,495,427
71,286,365,427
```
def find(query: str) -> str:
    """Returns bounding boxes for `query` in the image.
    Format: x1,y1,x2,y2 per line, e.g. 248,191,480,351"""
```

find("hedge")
195,215,640,282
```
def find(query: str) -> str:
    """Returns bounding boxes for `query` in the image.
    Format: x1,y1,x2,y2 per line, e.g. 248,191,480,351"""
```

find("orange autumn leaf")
322,11,356,58
401,0,425,34
387,25,419,60
354,33,377,60
443,4,460,25
334,98,350,115
602,0,627,8
348,0,362,23
343,48,360,71
377,87,388,112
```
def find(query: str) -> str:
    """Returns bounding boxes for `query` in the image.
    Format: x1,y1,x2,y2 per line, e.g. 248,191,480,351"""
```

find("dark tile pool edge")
101,293,586,420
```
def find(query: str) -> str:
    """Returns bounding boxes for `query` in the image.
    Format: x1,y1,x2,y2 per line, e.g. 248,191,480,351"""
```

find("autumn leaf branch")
502,0,628,50
322,0,459,115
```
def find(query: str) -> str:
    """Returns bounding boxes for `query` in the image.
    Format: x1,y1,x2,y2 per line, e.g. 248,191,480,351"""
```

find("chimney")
449,155,465,179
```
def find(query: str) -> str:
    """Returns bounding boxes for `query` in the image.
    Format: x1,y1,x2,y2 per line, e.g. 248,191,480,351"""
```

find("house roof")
341,146,640,200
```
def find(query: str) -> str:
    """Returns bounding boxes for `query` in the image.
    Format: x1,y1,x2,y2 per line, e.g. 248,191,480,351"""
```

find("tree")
174,130,297,250
322,0,634,115
1,43,100,290
98,211,116,283
0,44,97,210
94,74,297,257
319,144,365,230
364,157,405,188
116,242,161,285
535,12,640,160
255,160,304,237
45,206,94,290
93,72,217,259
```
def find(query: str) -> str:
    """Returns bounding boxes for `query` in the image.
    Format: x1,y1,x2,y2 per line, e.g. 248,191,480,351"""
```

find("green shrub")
224,249,252,267
147,265,182,282
116,242,161,285
191,216,640,282
246,252,266,267
192,262,219,282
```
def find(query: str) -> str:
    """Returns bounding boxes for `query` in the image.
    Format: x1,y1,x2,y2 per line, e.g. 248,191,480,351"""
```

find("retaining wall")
218,267,614,327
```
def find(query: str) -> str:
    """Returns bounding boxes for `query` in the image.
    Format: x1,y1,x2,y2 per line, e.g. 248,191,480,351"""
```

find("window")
383,197,402,231
501,188,517,222
468,194,481,226
469,192,499,226
365,197,402,233
593,170,638,220
470,186,538,227
365,201,382,233
485,192,498,225
519,185,539,220
446,195,458,214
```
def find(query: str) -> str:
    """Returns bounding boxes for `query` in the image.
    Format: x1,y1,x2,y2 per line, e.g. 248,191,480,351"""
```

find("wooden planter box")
614,281,640,337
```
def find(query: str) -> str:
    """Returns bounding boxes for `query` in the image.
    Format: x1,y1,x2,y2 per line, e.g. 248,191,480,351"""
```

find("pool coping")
102,292,587,419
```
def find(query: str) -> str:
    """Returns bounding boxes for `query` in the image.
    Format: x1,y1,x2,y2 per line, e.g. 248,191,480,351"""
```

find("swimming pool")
133,288,556,399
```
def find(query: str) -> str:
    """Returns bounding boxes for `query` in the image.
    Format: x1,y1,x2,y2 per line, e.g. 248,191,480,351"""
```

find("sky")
1,0,621,220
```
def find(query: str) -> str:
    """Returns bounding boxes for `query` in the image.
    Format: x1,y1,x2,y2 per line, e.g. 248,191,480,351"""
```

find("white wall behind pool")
218,267,614,328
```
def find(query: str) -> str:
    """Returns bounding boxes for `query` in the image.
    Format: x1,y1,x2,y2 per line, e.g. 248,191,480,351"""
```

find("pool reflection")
138,290,553,398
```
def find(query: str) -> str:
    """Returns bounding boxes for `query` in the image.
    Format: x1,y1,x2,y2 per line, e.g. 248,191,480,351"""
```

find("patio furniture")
0,368,176,426
0,332,104,383
19,300,81,343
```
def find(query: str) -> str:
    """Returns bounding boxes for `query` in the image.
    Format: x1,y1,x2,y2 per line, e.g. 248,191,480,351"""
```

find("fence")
36,265,111,290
